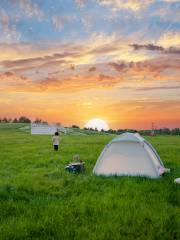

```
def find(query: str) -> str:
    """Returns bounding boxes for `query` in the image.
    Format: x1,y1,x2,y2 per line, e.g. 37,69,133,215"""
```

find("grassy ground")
0,124,179,240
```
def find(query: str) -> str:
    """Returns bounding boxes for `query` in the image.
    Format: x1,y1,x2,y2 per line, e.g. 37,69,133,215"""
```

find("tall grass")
0,124,179,239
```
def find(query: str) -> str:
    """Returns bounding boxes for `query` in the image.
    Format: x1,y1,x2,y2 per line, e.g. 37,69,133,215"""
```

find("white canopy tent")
93,132,165,178
31,124,67,135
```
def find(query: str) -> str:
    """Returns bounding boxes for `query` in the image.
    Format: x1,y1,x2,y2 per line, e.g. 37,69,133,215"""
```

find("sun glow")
85,118,109,131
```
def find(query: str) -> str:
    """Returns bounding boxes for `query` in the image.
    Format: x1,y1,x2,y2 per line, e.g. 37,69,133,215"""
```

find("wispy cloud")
135,85,180,91
1,55,179,93
0,9,21,42
109,57,180,78
151,2,180,23
97,0,153,12
12,0,43,19
97,0,179,12
0,53,70,72
52,15,77,31
0,70,124,92
157,32,180,48
75,0,86,7
81,14,93,31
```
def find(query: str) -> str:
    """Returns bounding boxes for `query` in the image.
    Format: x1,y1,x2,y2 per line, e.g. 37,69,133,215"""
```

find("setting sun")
85,118,109,131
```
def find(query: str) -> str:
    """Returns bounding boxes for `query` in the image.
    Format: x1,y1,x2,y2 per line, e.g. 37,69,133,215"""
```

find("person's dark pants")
54,145,58,151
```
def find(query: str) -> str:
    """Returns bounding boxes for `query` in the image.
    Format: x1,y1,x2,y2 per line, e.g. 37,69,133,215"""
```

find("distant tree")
172,128,180,135
117,129,124,134
107,129,115,134
2,117,8,123
42,121,48,125
13,118,18,123
72,125,80,129
162,128,171,135
158,129,163,135
34,118,42,124
19,116,31,123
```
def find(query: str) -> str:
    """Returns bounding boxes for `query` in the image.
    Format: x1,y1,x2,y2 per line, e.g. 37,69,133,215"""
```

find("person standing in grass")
52,132,60,151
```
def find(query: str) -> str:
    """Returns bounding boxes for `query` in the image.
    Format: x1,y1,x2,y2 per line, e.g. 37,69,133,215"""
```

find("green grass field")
0,124,179,240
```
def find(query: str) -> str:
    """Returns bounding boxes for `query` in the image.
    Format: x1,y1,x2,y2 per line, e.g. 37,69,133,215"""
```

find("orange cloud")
38,74,123,92
1,32,179,76
0,71,124,92
0,71,35,92
109,57,180,81
0,55,179,93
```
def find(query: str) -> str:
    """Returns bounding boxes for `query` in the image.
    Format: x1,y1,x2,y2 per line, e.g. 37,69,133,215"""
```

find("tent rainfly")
93,132,166,178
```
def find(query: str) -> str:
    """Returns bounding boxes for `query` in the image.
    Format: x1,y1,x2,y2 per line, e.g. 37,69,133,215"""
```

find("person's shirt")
52,135,60,145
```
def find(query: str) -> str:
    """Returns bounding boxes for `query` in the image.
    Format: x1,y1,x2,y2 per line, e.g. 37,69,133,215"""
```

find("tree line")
83,127,180,135
0,117,180,135
0,116,48,124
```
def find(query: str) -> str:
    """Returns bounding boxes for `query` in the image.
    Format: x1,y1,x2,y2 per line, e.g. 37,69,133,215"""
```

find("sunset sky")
0,0,180,129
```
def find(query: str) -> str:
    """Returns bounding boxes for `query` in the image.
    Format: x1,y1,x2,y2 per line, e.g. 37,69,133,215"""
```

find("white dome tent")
93,132,167,178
